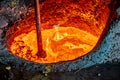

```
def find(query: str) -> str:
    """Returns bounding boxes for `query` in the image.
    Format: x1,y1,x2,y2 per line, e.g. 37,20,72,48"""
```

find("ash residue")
0,0,28,23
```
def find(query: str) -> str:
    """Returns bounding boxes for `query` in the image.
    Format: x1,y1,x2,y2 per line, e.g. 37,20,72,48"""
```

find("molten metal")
6,0,115,63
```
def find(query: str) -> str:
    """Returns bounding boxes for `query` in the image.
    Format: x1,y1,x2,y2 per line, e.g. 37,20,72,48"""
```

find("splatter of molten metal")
6,0,111,63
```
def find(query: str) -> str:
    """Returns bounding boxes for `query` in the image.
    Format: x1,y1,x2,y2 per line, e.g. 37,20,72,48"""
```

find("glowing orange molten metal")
6,0,113,63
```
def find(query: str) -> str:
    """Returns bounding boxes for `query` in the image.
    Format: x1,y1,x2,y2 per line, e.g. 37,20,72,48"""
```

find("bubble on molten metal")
6,0,112,63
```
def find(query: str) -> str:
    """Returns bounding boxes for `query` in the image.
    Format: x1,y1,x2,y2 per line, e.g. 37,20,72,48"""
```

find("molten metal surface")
6,0,111,63
10,27,98,63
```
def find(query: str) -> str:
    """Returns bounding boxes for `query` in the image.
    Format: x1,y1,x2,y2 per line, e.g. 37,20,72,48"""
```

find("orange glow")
6,0,111,63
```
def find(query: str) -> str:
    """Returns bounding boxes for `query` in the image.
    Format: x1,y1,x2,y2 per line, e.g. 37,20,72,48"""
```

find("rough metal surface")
0,0,120,72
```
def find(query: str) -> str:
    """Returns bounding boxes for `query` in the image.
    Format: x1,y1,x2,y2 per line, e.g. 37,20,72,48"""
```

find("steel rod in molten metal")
34,0,46,58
